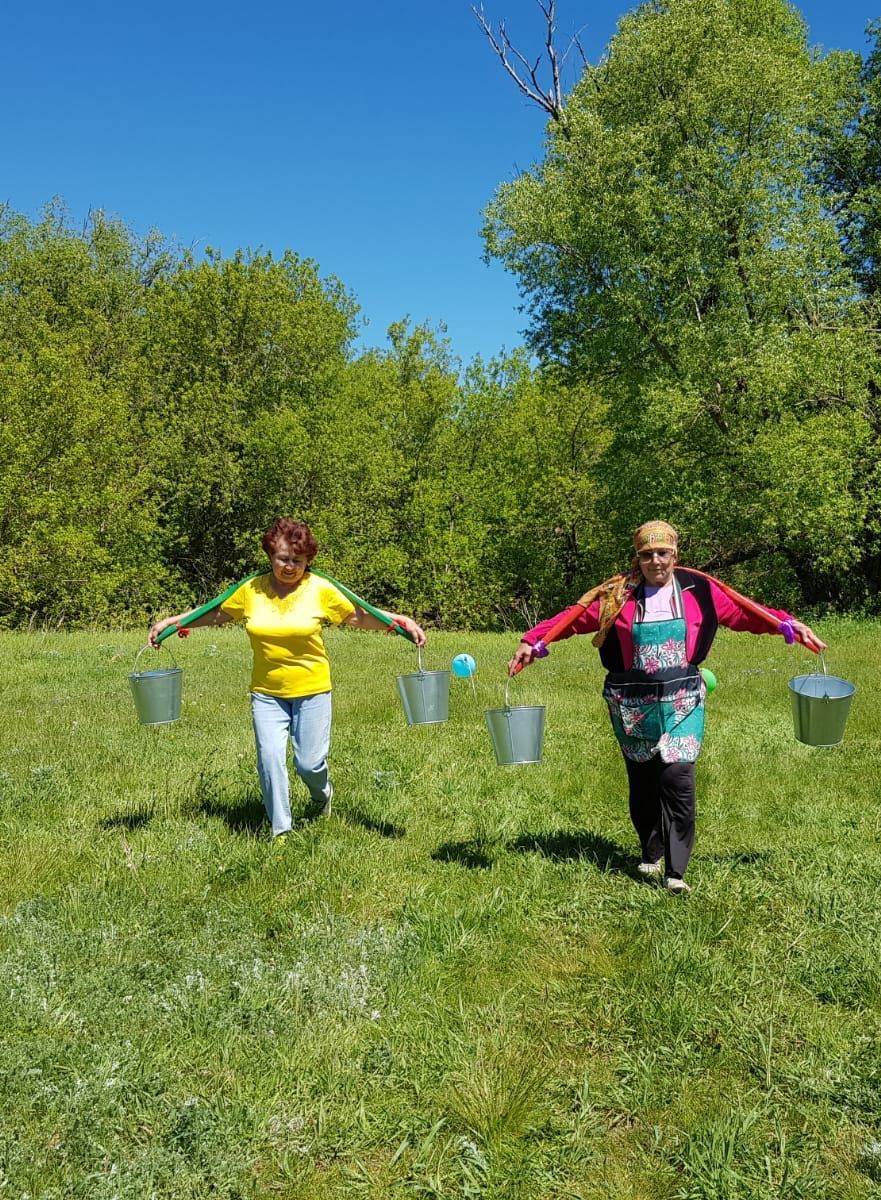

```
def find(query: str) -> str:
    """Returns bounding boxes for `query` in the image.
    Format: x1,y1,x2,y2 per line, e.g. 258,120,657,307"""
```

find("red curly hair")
261,518,318,560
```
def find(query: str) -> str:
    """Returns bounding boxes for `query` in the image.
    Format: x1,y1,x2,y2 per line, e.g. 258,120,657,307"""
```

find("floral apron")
602,582,705,763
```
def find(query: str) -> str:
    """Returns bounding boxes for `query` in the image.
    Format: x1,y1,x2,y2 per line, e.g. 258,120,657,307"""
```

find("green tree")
139,248,359,592
0,203,172,626
484,0,877,608
820,20,881,295
448,354,613,625
818,20,881,601
358,323,472,625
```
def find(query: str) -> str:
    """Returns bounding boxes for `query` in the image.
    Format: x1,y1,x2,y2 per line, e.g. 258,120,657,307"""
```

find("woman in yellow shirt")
149,518,426,840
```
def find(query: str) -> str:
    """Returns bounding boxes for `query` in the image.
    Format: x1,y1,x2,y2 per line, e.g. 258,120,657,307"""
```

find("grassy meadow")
1,620,880,1199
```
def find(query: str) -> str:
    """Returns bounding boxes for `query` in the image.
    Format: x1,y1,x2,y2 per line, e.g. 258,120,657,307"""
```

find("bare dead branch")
538,1,564,115
501,27,542,83
563,30,589,71
472,1,571,128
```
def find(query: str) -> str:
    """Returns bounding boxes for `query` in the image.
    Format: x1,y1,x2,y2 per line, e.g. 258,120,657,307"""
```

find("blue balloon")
452,653,476,678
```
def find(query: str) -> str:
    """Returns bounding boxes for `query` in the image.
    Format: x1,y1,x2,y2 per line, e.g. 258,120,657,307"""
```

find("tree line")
2,0,879,631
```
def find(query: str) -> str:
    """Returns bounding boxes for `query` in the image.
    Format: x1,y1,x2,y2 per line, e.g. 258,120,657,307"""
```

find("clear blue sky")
2,1,876,365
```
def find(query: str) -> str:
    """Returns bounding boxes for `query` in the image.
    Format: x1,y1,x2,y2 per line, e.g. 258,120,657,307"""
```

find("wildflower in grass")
372,769,399,788
268,1114,309,1155
859,1141,881,1181
457,1138,488,1170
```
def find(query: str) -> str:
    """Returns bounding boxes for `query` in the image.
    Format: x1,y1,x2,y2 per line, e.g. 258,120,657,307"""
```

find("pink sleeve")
709,578,793,635
522,599,602,645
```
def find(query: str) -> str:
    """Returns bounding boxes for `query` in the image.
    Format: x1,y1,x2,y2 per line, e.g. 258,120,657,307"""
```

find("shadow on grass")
341,808,406,839
700,849,771,866
211,860,256,888
432,840,494,870
194,794,267,835
509,829,635,875
100,808,153,831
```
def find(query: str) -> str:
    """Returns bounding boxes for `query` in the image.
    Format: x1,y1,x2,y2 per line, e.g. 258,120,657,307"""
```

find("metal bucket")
484,679,545,765
128,645,183,726
396,647,450,726
789,655,855,747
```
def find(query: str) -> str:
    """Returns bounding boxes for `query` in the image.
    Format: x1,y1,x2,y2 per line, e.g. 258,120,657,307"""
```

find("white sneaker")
665,877,691,894
307,782,333,819
637,860,663,877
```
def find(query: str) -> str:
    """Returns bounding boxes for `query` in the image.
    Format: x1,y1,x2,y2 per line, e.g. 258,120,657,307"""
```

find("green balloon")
700,667,718,694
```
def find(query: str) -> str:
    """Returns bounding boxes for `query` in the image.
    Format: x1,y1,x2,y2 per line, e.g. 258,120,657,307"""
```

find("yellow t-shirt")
220,573,355,697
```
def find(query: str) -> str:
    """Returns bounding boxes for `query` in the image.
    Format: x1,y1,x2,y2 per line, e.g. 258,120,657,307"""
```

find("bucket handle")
132,642,178,674
416,644,424,675
813,651,828,678
502,673,543,710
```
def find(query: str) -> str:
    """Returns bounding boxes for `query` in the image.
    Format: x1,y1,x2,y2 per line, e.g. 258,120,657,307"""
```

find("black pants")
624,756,695,879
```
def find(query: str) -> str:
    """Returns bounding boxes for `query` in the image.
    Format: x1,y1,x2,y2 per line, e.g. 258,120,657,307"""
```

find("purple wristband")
779,620,796,645
533,639,549,659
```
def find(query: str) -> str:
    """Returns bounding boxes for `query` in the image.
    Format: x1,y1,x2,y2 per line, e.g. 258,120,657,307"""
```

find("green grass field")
1,621,880,1199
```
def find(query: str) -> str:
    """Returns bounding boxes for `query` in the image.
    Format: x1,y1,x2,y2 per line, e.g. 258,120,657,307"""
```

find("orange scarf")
576,564,642,649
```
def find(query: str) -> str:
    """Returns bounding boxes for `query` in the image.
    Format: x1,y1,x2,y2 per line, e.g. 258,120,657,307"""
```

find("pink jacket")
523,568,793,672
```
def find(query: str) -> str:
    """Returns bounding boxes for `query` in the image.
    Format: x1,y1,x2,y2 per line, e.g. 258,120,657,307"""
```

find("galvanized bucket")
484,679,546,766
789,654,855,748
129,644,183,726
396,647,450,726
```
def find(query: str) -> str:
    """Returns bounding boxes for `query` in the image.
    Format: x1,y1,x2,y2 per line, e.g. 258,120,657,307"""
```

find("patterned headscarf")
578,521,679,648
633,520,678,554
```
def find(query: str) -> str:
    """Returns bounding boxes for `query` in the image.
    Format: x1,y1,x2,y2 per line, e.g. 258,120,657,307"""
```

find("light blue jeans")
250,690,333,836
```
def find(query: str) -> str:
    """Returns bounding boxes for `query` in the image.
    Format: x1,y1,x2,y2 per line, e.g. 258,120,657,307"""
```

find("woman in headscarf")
508,521,825,893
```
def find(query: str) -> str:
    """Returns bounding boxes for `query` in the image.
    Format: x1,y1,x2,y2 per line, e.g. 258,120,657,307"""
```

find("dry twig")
472,0,587,129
